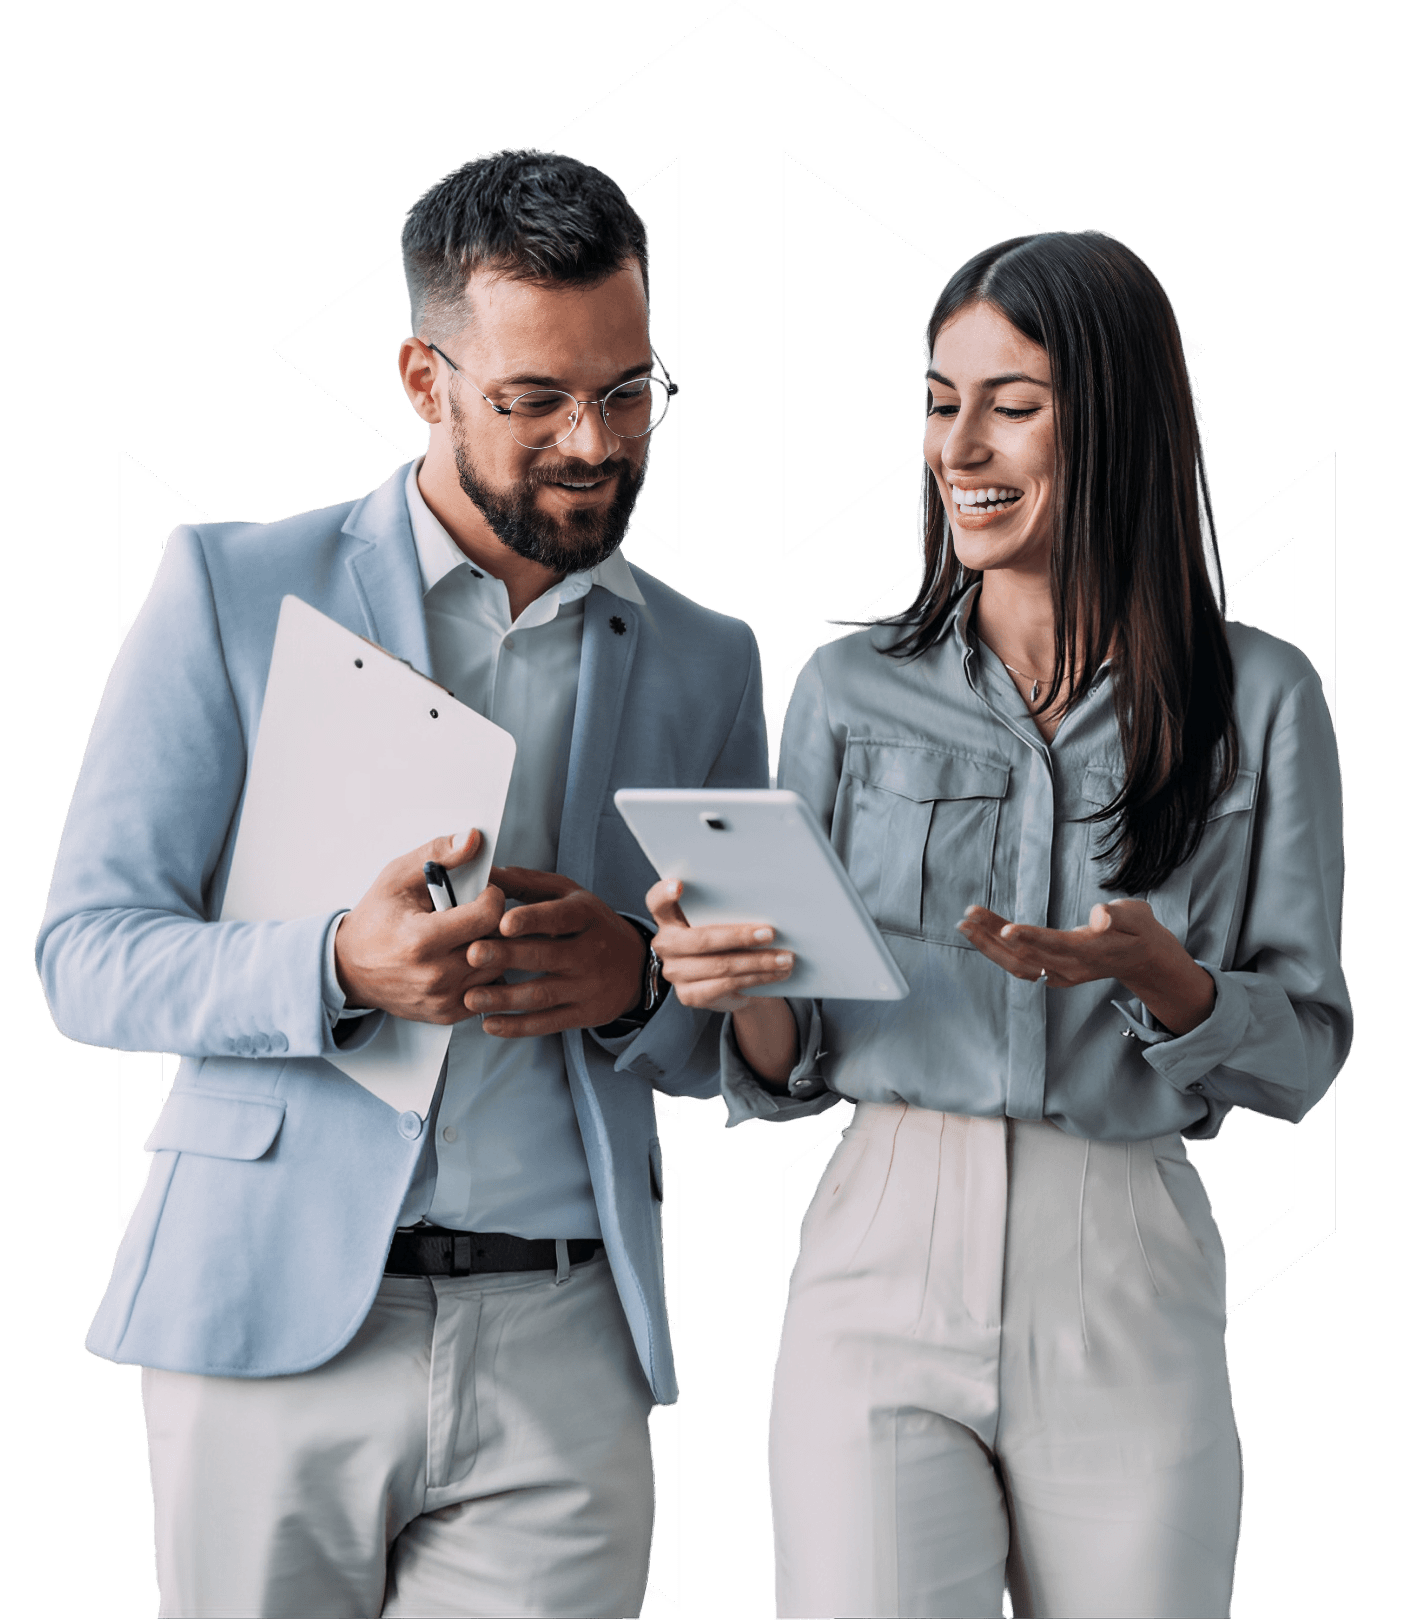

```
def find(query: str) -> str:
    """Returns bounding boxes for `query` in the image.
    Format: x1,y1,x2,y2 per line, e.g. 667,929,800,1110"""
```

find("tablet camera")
699,813,730,832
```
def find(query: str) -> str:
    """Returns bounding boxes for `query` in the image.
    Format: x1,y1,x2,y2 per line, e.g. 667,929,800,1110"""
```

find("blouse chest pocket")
834,740,1009,946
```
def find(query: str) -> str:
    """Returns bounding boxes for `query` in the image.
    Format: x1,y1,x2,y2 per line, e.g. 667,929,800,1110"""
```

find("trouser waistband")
385,1226,603,1277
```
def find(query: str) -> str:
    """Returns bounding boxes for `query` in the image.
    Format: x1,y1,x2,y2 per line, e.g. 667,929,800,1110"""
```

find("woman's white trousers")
770,1104,1241,1618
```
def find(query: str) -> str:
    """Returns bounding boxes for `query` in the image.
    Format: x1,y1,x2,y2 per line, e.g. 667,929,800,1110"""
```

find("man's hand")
333,829,506,1024
463,868,649,1038
955,899,1217,1035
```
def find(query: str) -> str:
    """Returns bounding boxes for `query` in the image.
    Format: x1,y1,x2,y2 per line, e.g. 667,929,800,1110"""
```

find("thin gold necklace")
1000,659,1048,703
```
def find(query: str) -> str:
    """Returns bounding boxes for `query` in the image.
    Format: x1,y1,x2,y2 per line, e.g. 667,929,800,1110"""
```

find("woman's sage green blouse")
723,589,1350,1142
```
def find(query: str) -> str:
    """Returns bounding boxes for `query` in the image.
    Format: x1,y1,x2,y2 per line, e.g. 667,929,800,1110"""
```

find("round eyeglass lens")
505,376,673,449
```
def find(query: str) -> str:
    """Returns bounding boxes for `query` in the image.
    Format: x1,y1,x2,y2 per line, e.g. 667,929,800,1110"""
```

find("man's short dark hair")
402,150,649,341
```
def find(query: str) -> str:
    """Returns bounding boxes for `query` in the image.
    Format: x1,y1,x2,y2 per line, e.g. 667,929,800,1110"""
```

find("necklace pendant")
1030,679,1040,703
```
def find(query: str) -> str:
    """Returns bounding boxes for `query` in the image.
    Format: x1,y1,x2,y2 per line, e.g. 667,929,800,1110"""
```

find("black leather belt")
386,1226,603,1278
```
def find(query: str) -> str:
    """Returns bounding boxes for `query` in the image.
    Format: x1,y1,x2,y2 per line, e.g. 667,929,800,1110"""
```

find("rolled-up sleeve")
721,999,836,1124
719,653,848,1125
1137,672,1351,1122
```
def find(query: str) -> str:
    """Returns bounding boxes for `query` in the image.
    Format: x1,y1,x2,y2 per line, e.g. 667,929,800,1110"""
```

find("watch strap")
593,915,666,1038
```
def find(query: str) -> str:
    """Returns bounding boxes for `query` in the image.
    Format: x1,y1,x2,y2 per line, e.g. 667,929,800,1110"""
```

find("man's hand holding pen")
334,828,648,1036
333,828,507,1024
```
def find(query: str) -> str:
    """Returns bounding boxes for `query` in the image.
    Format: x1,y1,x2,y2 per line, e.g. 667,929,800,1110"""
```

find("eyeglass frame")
425,340,679,446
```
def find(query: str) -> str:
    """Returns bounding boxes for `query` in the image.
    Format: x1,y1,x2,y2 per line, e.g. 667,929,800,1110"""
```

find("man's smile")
543,474,615,501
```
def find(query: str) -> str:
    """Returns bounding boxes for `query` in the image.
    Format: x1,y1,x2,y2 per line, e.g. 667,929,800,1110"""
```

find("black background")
36,6,1361,1613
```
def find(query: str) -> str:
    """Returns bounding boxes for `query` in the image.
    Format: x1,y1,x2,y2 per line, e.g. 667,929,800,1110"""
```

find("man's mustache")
524,459,637,488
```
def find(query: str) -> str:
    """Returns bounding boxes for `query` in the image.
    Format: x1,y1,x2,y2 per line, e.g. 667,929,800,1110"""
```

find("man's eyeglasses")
427,343,679,451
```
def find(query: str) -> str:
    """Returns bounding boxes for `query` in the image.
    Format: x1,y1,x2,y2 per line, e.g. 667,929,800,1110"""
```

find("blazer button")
397,1111,424,1140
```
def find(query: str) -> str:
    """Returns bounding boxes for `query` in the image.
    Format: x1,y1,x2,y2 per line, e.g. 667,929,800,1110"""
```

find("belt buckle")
451,1234,473,1277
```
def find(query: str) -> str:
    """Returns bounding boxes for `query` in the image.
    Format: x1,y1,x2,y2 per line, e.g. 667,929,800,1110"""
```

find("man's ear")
399,337,443,426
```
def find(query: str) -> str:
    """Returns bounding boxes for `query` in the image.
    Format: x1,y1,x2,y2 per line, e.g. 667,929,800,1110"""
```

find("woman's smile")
948,481,1025,520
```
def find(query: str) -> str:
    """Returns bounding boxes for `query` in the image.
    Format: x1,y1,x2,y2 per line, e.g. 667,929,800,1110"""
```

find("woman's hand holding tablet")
644,877,801,1082
619,788,909,1085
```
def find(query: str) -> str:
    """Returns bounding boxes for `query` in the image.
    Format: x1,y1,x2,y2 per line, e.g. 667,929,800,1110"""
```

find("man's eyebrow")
926,368,1050,389
495,360,655,390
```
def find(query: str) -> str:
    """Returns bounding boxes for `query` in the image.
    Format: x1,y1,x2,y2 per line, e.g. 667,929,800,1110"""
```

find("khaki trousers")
771,1105,1241,1619
142,1255,654,1618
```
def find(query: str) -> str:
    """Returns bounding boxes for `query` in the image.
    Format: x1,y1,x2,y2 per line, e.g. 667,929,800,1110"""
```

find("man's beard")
450,392,647,574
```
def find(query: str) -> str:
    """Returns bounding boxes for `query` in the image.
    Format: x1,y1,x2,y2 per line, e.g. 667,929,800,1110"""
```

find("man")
37,151,771,1619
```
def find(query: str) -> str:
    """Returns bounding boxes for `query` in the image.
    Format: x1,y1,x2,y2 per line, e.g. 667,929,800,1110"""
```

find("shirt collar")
404,459,646,606
947,580,983,664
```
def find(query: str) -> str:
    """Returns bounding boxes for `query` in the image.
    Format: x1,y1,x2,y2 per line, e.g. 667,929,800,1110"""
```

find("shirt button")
397,1111,424,1140
502,635,515,651
1186,1082,1205,1094
442,1125,458,1143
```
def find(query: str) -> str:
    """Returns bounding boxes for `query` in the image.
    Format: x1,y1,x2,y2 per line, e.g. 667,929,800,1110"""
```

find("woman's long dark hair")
886,231,1237,894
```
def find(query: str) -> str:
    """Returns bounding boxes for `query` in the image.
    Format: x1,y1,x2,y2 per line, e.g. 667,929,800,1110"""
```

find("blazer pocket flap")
844,741,1009,803
1207,768,1258,820
144,1090,287,1160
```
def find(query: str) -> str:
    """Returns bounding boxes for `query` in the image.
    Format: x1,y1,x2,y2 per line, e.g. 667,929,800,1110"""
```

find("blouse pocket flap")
1206,769,1258,820
1081,766,1124,808
844,741,1009,803
144,1090,287,1161
1080,768,1257,821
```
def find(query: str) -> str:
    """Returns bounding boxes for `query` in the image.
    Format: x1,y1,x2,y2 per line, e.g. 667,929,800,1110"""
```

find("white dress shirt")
375,461,645,1236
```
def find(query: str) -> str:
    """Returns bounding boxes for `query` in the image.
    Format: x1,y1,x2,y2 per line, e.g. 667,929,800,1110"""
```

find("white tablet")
613,788,909,1001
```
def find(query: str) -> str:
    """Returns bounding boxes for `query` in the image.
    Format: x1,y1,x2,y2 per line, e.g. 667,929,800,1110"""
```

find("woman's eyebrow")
926,368,1050,388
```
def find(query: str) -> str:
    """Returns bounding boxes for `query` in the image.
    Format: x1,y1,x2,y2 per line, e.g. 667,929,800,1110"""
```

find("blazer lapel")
340,462,433,674
558,585,639,887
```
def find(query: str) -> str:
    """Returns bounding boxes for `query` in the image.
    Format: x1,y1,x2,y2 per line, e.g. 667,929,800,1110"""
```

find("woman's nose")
941,409,991,471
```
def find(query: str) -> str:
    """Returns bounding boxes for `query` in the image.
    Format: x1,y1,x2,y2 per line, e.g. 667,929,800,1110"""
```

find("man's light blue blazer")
37,463,767,1403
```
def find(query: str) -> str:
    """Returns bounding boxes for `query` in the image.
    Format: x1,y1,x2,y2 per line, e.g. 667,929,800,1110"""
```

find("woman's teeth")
953,486,1022,513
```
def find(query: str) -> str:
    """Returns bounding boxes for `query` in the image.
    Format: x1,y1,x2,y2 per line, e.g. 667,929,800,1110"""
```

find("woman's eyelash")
927,404,1041,419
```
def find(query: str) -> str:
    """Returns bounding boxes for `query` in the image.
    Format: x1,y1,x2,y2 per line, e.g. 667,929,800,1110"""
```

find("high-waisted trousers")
770,1104,1242,1619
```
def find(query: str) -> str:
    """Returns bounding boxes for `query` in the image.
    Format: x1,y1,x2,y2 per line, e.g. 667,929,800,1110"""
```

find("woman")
647,233,1350,1619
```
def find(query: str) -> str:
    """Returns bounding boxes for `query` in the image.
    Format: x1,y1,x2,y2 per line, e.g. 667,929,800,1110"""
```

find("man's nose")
560,400,621,464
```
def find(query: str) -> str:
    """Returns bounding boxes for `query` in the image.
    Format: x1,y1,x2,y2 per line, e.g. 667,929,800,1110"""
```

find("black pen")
423,860,459,912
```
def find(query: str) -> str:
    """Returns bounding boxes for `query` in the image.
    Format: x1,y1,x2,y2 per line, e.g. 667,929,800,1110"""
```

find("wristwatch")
594,916,668,1037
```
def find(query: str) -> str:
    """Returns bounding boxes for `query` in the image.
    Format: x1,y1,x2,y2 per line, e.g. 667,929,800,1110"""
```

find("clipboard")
614,788,909,1001
221,595,517,1115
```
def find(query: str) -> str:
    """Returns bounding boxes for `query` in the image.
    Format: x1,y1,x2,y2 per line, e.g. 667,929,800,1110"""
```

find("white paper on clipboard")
221,595,517,1116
